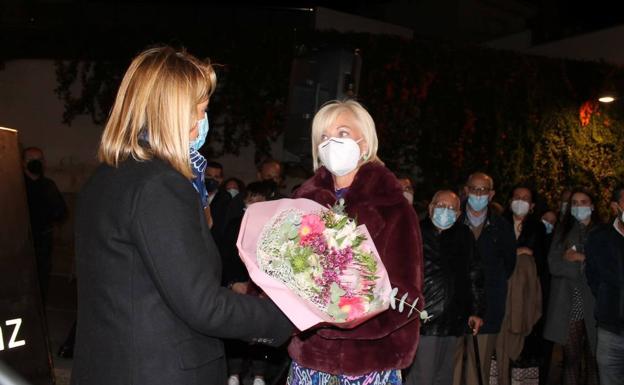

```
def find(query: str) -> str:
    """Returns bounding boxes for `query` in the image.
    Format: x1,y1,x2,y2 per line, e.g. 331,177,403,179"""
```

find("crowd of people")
26,46,622,385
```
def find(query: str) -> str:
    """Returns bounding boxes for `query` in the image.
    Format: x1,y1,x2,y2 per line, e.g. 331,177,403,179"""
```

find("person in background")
405,190,484,385
585,184,624,385
290,99,423,384
559,189,573,221
220,180,282,385
502,185,550,383
543,187,599,385
224,177,245,199
454,172,516,385
71,46,292,385
541,210,557,237
397,175,415,206
257,158,285,196
541,208,558,281
22,146,67,303
205,160,231,245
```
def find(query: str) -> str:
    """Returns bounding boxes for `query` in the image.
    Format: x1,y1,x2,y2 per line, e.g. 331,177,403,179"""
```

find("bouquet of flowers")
237,198,392,331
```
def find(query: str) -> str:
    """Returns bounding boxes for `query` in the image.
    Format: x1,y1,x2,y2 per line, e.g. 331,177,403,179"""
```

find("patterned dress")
287,361,402,385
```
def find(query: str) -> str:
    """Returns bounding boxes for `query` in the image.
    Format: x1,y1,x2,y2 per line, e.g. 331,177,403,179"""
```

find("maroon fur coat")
288,162,424,375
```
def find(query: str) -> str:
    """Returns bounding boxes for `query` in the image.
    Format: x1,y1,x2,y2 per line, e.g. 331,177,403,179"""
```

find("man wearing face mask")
257,158,286,198
405,190,484,385
22,146,67,303
585,185,624,385
453,172,516,385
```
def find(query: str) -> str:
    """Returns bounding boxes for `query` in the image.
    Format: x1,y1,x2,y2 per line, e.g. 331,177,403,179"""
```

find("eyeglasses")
467,186,491,195
432,203,458,211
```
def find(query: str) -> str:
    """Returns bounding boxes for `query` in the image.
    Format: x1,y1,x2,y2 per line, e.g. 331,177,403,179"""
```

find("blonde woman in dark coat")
71,46,292,385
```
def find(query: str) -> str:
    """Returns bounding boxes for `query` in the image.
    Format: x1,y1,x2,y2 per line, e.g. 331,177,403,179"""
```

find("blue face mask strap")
190,112,209,151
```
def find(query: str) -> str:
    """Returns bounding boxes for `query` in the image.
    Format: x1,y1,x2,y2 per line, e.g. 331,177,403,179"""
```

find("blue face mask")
468,194,489,212
432,207,456,230
542,219,554,235
190,112,209,151
571,206,592,222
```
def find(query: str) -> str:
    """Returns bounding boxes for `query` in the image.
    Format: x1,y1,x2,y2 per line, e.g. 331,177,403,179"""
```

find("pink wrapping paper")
236,198,391,331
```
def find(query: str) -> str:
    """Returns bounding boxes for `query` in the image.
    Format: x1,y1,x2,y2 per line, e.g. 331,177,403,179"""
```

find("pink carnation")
339,296,366,321
299,214,325,237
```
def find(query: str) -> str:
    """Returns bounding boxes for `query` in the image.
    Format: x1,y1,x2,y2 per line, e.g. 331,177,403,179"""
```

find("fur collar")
295,162,405,208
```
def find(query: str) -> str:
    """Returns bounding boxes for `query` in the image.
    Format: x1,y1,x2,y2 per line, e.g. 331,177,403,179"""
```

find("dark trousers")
405,335,456,385
226,340,269,377
597,327,624,385
33,231,53,304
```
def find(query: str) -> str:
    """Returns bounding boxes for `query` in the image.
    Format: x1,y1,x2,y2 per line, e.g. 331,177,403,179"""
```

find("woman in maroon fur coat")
287,100,424,385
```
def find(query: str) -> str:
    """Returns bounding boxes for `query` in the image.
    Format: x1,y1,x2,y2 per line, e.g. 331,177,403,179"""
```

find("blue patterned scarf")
189,148,208,209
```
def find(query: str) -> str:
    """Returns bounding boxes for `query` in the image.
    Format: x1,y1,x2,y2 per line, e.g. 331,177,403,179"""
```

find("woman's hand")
231,282,249,294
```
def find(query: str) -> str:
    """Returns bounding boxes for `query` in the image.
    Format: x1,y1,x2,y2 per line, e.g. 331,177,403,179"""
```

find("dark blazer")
209,188,232,246
218,214,250,287
71,158,292,385
586,222,624,334
420,219,485,337
460,208,517,334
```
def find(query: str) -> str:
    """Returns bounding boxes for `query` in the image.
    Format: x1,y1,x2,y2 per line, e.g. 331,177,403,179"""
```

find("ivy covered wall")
54,30,624,213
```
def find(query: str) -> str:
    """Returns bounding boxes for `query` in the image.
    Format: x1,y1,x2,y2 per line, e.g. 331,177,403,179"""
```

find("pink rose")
299,214,325,238
339,296,367,321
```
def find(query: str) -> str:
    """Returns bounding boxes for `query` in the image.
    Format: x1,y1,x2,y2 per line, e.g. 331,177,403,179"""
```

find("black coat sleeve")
130,171,292,345
467,230,485,318
500,219,518,279
218,217,250,286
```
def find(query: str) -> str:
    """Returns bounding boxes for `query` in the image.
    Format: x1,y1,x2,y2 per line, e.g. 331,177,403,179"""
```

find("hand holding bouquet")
237,198,391,331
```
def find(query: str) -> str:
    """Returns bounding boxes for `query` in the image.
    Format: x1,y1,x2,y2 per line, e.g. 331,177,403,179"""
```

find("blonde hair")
311,100,381,170
98,46,216,179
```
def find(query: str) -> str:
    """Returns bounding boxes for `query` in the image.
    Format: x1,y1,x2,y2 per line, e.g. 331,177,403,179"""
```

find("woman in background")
543,187,599,385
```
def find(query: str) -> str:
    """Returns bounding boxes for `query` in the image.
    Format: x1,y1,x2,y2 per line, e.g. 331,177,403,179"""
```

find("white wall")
0,60,104,193
0,59,283,193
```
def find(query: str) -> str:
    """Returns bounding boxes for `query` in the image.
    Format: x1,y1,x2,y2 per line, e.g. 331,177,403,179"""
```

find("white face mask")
318,138,363,177
511,200,530,217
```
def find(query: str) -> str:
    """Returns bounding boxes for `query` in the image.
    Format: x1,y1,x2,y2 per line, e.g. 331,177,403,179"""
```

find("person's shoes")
252,377,266,385
227,375,240,385
57,344,73,358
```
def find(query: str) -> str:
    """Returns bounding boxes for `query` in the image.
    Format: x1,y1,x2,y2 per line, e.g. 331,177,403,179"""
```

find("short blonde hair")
98,46,216,179
311,100,381,170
